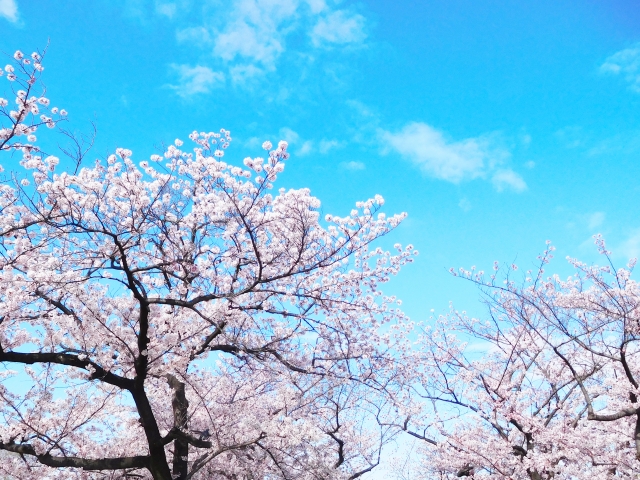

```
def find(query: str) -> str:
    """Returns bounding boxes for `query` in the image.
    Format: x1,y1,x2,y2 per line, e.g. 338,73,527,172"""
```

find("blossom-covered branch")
0,48,416,480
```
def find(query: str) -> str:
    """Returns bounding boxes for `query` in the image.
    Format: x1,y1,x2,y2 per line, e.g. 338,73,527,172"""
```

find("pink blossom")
0,47,416,480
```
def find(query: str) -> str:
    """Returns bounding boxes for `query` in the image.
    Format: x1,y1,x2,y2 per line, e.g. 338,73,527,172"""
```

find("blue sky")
2,0,640,323
3,1,640,476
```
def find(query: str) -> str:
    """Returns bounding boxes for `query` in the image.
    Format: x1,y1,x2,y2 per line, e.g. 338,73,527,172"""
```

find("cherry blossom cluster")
0,50,66,161
403,237,640,479
0,49,417,480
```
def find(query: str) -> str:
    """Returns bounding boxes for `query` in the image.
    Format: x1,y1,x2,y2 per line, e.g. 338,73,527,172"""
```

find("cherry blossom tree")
0,49,418,479
403,240,640,479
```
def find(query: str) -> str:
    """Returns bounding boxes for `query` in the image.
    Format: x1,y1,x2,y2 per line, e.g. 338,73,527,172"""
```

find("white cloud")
568,212,607,234
171,0,368,83
319,139,341,153
245,127,302,151
340,161,365,171
168,64,225,97
176,26,212,46
179,0,299,69
458,197,471,212
271,129,336,156
346,99,377,119
229,63,264,84
491,169,527,192
275,127,312,156
311,10,366,46
278,127,300,144
0,0,18,22
155,1,177,18
380,122,519,189
586,211,605,230
252,128,344,158
305,0,326,14
601,43,640,92
298,141,313,156
214,20,284,68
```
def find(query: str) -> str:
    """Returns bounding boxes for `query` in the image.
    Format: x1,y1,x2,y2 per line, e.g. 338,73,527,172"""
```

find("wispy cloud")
492,169,527,192
619,229,640,261
252,127,309,155
554,126,583,149
278,127,300,144
380,123,487,182
586,212,605,230
587,130,640,157
168,64,225,97
601,43,640,92
229,64,264,84
380,122,525,191
273,128,343,156
170,0,367,84
319,139,342,153
241,127,340,157
176,26,212,46
567,211,607,234
458,197,471,212
0,0,19,23
311,10,366,47
155,1,177,18
211,0,298,69
340,161,365,171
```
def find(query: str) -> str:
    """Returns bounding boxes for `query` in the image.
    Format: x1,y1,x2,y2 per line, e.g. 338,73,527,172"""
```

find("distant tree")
405,240,640,479
0,49,417,480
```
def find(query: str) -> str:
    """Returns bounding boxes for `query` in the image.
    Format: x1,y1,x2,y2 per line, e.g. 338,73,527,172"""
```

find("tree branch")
0,442,149,470
0,350,134,390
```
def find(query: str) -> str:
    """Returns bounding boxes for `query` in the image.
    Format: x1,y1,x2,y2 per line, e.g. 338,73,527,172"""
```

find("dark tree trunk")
168,374,190,479
131,384,173,480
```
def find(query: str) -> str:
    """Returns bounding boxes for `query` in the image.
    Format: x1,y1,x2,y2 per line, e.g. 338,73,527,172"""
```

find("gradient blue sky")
3,1,640,476
2,0,640,322
0,0,640,320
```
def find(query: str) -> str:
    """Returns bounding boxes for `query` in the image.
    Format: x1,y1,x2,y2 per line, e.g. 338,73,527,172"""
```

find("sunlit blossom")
0,45,417,480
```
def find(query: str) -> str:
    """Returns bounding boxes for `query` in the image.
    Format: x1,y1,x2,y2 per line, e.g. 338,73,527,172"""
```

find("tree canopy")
0,49,416,480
